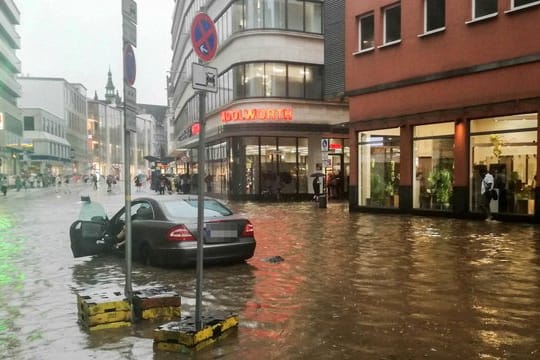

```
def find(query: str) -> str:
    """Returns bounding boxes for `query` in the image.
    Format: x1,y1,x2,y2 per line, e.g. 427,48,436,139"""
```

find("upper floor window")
473,0,498,19
358,13,374,51
24,116,35,131
384,4,401,44
512,0,540,7
425,0,445,32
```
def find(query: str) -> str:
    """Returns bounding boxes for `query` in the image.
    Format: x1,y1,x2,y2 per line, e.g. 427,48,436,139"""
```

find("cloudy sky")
17,0,174,105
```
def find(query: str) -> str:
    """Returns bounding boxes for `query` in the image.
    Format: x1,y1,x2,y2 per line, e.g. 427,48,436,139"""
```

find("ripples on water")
1,196,540,359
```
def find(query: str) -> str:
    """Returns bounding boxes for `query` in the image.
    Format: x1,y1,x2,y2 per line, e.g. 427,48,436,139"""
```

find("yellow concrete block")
79,309,131,326
140,306,181,320
153,313,239,349
77,290,130,317
86,321,132,332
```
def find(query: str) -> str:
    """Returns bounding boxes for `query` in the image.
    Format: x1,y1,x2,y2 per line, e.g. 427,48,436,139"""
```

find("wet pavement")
1,183,540,359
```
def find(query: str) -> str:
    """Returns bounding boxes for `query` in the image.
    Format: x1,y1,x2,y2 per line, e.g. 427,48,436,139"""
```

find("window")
304,65,322,99
264,0,286,29
287,0,304,31
304,1,322,33
24,116,35,131
265,63,287,97
512,0,540,7
473,0,498,18
470,113,537,215
413,123,454,210
384,4,401,44
358,13,374,51
358,128,401,208
425,0,445,32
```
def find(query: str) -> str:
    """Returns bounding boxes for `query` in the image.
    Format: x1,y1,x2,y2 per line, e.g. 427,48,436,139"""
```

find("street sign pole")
122,0,137,315
191,10,218,332
195,85,206,331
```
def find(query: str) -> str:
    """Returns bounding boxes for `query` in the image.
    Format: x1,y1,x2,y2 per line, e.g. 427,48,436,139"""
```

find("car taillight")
167,225,195,241
240,220,254,237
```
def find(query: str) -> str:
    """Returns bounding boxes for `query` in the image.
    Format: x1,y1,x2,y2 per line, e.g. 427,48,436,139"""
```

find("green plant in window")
370,172,386,205
490,135,504,158
428,167,453,209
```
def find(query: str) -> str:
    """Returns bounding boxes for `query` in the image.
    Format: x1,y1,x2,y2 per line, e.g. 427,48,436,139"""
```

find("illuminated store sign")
191,122,200,135
220,108,293,123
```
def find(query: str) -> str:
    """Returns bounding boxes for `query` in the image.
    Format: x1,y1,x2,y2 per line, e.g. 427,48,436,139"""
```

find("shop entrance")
326,154,348,199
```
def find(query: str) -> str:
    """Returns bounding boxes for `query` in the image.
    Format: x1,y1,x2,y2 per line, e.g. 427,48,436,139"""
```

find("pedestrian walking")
1,176,8,196
91,174,98,190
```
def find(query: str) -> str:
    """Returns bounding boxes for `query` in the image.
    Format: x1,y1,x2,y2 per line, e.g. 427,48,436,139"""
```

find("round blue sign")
191,12,218,62
124,44,136,86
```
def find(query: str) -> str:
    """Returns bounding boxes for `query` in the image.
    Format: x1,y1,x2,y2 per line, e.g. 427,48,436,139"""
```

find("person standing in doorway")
480,168,494,220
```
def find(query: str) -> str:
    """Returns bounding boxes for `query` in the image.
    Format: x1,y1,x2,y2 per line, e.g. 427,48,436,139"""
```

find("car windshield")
162,199,232,218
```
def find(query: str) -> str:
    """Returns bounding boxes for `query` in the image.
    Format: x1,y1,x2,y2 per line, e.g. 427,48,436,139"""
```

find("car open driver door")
69,196,113,258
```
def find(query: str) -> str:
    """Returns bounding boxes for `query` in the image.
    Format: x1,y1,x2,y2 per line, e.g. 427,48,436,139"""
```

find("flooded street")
1,185,540,359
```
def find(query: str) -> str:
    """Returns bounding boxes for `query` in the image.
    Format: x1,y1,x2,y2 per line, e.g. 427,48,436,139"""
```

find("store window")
298,138,308,193
358,128,400,208
383,3,401,44
425,0,445,32
207,142,228,194
278,138,298,194
413,123,454,210
470,113,537,215
473,0,498,19
261,137,278,194
358,12,374,51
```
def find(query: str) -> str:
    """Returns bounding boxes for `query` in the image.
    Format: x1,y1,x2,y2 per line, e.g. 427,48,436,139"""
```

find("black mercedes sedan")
69,195,256,267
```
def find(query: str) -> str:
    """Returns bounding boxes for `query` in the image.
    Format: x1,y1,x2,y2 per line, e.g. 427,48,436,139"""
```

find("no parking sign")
191,13,218,62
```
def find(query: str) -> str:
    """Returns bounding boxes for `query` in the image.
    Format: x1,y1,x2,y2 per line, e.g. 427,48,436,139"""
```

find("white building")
0,0,23,177
21,107,71,179
168,0,349,199
18,77,89,175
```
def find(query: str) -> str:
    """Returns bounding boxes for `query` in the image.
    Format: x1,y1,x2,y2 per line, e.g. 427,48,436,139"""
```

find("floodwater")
1,185,540,359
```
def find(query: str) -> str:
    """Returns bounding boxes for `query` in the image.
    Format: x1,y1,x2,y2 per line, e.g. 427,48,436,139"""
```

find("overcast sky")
17,0,174,105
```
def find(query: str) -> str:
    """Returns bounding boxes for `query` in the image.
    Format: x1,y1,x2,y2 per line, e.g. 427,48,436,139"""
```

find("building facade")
21,107,71,179
0,0,23,179
87,99,124,179
18,77,89,176
345,0,540,221
168,0,349,200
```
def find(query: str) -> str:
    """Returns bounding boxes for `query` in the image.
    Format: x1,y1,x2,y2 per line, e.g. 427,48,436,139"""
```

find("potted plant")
428,167,453,209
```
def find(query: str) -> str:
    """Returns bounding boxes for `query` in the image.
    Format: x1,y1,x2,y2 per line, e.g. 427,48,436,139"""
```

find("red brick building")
345,0,540,221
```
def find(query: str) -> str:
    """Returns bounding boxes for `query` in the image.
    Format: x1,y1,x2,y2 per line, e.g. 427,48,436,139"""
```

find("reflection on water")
1,195,540,359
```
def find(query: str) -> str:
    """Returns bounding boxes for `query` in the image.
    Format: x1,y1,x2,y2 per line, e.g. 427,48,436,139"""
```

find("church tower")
105,67,116,104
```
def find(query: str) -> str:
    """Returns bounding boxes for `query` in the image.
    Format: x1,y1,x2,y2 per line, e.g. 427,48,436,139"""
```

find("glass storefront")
228,136,310,198
470,113,538,215
413,122,455,210
184,136,345,199
358,128,400,207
